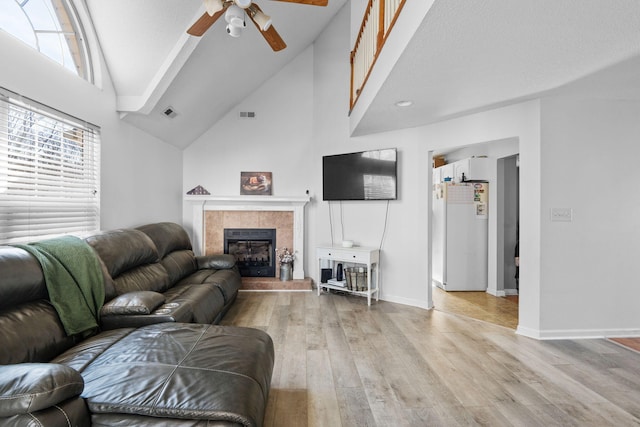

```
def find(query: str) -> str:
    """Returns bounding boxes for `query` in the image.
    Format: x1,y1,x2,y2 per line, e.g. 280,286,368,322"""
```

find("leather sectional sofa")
0,222,274,426
89,222,241,330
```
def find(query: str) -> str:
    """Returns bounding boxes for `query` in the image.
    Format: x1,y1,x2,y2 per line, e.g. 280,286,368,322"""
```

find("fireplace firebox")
224,228,276,277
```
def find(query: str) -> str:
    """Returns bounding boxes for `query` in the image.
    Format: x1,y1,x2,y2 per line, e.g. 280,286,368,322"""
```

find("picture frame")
240,172,272,195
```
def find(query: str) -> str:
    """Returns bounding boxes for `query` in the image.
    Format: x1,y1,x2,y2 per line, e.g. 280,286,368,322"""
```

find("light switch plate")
551,207,573,222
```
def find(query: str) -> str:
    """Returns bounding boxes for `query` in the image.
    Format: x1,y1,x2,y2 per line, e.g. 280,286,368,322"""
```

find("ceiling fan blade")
270,0,328,5
262,25,287,51
247,5,287,51
187,8,226,36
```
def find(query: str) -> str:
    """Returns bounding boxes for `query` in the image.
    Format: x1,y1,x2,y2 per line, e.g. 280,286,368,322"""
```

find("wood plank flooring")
432,287,519,330
221,291,640,427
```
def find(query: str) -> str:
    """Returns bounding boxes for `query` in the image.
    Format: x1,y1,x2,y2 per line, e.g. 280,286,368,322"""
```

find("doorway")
430,141,520,328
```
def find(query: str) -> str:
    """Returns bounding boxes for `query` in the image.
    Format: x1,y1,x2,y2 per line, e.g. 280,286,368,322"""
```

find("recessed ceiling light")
395,100,413,107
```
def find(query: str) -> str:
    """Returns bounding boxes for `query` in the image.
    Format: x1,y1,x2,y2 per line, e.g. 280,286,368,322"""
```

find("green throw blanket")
17,236,105,337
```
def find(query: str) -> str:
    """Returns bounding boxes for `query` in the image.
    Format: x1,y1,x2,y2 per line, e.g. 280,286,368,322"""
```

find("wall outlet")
551,207,573,222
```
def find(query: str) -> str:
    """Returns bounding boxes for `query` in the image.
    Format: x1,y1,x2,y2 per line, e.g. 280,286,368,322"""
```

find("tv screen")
323,148,397,201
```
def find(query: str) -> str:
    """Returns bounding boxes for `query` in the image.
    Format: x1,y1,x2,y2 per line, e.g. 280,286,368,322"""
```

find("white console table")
316,245,380,306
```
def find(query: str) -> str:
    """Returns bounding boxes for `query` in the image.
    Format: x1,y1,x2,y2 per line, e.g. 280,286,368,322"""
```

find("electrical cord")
328,201,334,246
340,201,345,242
379,200,390,250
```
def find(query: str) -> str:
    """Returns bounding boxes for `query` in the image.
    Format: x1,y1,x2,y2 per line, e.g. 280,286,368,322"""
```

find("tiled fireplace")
187,196,310,280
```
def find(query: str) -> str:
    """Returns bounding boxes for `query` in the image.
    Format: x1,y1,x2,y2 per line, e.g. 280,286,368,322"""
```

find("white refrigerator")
432,182,489,291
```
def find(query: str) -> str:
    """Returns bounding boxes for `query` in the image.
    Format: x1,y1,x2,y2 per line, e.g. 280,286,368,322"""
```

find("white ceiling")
86,0,347,149
85,0,640,149
353,0,640,136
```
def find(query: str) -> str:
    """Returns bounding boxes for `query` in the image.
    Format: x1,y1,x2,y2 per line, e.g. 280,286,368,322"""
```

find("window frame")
0,87,101,244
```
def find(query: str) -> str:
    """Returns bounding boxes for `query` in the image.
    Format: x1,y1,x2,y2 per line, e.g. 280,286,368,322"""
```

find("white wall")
539,97,640,338
180,3,640,339
312,5,431,308
0,29,183,230
182,47,316,233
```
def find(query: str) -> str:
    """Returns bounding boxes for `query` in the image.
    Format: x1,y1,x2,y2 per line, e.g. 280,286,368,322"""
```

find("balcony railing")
350,0,406,112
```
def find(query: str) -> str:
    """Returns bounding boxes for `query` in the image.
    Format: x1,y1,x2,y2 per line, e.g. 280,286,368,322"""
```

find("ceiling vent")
239,111,256,119
163,106,177,118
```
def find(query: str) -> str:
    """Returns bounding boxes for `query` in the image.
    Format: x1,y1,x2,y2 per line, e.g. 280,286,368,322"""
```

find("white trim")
116,29,202,114
380,294,434,310
517,326,640,340
239,289,313,293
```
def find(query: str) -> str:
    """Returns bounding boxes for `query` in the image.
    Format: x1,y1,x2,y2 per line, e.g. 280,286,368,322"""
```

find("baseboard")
486,288,505,297
517,326,640,340
239,289,312,293
379,294,433,310
486,288,518,297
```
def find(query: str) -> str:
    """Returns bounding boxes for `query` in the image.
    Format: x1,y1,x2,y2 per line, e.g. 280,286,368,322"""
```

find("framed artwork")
240,172,272,195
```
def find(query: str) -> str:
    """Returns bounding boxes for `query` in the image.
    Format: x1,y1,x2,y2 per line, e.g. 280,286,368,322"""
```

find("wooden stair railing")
350,0,406,112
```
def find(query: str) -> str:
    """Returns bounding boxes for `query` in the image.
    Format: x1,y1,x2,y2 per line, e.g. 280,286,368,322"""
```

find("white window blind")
0,89,100,244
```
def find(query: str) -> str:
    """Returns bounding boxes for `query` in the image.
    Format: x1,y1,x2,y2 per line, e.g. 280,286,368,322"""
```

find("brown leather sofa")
0,223,274,426
88,222,241,330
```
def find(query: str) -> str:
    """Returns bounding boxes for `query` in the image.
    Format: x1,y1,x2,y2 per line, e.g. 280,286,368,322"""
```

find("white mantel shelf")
184,195,311,206
186,195,311,280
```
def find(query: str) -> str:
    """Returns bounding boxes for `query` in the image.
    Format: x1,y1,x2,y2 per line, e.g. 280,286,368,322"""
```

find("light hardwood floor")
221,291,640,427
432,287,519,330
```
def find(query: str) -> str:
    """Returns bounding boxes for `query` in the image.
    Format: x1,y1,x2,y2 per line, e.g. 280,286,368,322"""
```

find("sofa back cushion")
136,222,198,285
86,229,170,298
0,247,78,364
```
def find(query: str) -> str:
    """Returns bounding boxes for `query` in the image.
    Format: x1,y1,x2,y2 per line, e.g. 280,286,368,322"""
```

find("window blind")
0,90,100,244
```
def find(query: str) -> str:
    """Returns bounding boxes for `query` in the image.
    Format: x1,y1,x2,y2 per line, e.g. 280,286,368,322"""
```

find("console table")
316,245,380,306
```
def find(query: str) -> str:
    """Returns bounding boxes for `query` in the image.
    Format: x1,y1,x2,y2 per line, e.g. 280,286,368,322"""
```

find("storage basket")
345,267,368,291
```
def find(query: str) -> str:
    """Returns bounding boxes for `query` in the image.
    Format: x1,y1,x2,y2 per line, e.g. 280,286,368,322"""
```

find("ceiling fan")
187,0,328,52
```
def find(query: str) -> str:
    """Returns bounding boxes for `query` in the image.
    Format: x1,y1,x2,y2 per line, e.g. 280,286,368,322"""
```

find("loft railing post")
377,0,385,49
350,50,356,110
350,0,407,112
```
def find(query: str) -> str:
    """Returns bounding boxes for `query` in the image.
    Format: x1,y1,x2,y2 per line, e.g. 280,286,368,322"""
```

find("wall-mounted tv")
322,148,397,201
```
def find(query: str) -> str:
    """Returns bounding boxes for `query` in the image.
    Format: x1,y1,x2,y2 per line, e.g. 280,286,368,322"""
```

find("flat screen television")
322,148,397,201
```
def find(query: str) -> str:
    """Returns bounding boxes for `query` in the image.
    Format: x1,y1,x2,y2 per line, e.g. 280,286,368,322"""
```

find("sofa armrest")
101,291,166,316
196,254,236,270
0,363,84,417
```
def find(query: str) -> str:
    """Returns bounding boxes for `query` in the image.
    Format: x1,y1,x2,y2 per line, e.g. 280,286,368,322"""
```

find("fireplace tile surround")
186,196,310,280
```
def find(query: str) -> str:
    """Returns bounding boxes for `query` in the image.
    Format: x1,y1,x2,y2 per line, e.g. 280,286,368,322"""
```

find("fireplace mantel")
185,195,310,207
186,195,310,279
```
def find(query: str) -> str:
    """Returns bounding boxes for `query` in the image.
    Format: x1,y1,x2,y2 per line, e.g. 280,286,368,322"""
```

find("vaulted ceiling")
87,0,347,149
86,0,640,149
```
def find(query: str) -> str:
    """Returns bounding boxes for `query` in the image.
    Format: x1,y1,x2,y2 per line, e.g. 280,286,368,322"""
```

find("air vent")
239,111,256,119
163,106,177,118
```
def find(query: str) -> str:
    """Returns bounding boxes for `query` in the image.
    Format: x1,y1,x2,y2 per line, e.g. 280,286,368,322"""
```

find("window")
0,88,100,244
0,0,92,81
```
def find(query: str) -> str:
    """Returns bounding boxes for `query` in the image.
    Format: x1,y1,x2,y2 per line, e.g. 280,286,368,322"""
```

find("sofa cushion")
160,249,198,284
177,269,241,305
112,263,171,295
0,247,47,311
101,291,166,316
197,254,236,270
0,363,84,416
136,222,192,259
0,300,78,365
86,229,160,279
74,323,274,427
163,284,225,324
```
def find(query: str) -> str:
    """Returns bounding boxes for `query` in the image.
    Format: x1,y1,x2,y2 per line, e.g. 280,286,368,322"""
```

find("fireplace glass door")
224,228,276,277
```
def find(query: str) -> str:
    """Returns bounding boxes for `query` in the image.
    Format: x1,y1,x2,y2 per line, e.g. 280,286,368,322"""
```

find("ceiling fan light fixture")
253,10,272,31
234,0,252,9
203,0,223,16
226,24,243,37
225,4,245,26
